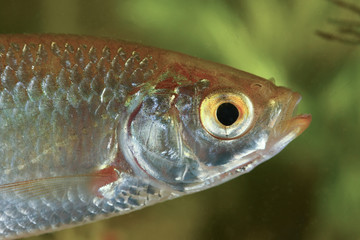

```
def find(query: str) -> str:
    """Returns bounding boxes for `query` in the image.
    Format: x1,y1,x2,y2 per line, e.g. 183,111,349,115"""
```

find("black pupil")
216,103,239,126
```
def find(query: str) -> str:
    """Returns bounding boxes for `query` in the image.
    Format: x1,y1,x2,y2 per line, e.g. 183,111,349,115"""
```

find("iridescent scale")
0,41,156,118
0,38,168,239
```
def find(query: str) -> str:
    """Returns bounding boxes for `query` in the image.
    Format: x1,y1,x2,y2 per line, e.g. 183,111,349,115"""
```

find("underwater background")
0,0,359,239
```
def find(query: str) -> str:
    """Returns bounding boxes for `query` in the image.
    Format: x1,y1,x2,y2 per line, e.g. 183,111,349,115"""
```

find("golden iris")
200,91,253,139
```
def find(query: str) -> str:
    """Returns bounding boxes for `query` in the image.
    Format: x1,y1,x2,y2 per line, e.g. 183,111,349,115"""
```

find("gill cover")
126,88,200,190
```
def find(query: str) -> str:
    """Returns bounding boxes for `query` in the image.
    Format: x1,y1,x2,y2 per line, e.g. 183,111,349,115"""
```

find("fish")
0,34,311,239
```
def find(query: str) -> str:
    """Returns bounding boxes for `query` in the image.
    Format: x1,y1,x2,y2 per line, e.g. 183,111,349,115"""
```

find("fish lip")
283,92,311,137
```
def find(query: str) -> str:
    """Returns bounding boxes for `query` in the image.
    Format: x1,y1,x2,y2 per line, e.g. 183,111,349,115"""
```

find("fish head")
125,56,311,194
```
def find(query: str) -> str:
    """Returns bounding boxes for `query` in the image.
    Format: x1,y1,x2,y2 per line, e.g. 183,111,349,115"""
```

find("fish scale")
0,36,165,238
0,178,166,238
0,34,311,239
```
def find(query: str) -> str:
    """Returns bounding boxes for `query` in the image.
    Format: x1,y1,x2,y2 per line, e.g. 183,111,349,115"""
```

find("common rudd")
0,35,311,239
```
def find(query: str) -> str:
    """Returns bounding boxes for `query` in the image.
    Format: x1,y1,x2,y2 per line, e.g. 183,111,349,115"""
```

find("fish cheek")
206,147,234,166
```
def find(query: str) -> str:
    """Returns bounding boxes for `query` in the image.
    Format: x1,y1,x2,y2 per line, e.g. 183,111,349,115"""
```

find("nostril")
251,83,263,89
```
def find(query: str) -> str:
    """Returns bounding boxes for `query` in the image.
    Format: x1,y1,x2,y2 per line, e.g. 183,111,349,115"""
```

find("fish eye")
200,91,254,139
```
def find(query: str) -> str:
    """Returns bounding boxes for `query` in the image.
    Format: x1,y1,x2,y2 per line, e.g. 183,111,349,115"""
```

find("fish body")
0,34,311,239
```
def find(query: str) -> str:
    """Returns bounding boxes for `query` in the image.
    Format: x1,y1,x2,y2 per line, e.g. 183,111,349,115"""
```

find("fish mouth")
283,92,311,137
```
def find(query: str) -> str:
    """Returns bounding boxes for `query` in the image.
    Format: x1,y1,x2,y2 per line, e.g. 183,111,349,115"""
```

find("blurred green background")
1,0,359,239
